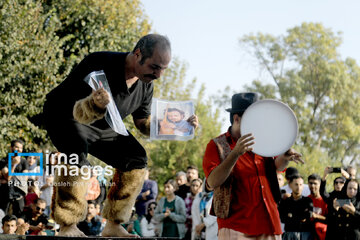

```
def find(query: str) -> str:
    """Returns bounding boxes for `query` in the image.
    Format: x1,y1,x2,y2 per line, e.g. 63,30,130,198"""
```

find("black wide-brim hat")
225,92,259,113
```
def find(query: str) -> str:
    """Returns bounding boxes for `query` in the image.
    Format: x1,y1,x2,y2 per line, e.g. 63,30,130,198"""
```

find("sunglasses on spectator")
148,207,156,211
36,206,45,212
335,181,345,184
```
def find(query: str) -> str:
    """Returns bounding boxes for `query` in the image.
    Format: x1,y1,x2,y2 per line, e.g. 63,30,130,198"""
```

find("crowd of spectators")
279,166,359,240
0,138,358,240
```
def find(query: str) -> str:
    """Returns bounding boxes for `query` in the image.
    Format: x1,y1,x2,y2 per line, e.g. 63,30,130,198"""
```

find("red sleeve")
202,140,221,178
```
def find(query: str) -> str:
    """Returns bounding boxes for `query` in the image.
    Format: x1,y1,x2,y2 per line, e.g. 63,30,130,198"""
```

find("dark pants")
43,100,147,171
282,232,313,240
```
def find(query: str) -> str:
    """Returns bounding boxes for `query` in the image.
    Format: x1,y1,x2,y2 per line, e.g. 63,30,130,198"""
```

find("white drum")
240,99,298,157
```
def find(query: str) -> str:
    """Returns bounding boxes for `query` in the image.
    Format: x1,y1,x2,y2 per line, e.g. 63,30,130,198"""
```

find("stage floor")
0,235,177,240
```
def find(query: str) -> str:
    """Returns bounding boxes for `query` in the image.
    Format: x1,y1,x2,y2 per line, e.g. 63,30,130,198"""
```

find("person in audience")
25,185,39,206
39,175,54,217
27,156,40,181
140,201,158,237
2,139,29,217
2,215,17,235
175,171,190,200
282,167,311,197
19,198,48,235
277,172,285,188
135,169,158,219
191,181,217,240
15,217,29,235
321,166,346,207
122,206,141,236
77,200,102,236
279,175,314,240
154,179,186,238
308,174,327,240
325,179,360,240
184,178,203,239
186,166,199,187
346,166,357,179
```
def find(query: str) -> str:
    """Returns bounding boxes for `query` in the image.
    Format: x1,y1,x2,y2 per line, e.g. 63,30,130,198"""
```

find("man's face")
186,169,199,183
277,173,285,188
308,179,320,195
232,114,242,139
32,202,46,217
176,175,187,186
87,204,97,218
11,142,23,153
96,204,101,215
347,181,358,199
334,178,345,191
167,111,183,123
27,156,36,166
2,220,17,234
347,168,357,179
135,47,171,83
289,178,304,195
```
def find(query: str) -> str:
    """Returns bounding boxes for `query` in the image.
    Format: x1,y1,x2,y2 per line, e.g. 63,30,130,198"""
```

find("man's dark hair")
285,167,299,180
2,215,17,225
167,108,185,116
308,173,321,182
187,165,198,172
87,200,97,206
34,198,46,205
11,139,24,148
132,34,171,65
288,174,302,184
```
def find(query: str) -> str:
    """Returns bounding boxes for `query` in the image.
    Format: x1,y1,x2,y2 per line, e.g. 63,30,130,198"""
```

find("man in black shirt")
19,198,48,235
0,139,29,217
279,175,314,240
43,34,198,237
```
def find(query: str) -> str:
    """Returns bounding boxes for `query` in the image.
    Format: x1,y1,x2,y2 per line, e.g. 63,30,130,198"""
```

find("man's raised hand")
233,133,255,157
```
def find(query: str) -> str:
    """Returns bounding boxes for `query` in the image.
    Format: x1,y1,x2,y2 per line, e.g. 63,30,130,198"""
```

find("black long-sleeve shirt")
279,195,313,232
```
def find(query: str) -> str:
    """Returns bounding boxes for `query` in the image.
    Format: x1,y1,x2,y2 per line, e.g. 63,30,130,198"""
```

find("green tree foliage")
0,0,150,157
41,0,150,69
0,0,66,155
216,23,360,175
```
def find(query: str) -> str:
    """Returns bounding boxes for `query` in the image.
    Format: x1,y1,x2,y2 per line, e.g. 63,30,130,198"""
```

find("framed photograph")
150,98,194,141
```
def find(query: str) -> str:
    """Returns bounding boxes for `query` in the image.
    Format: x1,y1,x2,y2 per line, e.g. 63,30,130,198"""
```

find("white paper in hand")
84,71,128,136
